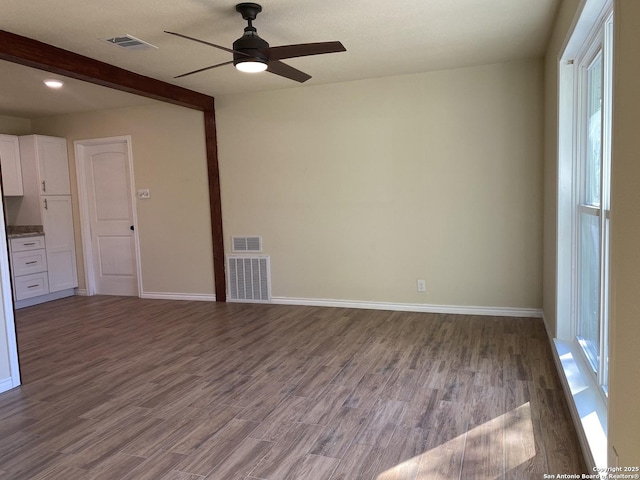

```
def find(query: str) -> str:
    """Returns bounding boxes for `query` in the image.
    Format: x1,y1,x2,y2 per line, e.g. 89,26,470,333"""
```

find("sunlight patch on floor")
376,403,536,480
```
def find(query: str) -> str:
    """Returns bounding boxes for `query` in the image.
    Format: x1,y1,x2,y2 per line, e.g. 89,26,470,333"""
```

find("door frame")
0,195,21,392
74,136,142,296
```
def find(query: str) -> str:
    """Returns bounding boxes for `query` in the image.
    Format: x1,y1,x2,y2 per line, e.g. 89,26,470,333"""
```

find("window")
558,5,613,398
574,11,612,395
556,1,612,466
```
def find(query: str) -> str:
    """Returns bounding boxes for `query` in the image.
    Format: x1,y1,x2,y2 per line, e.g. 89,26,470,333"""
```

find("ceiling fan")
165,2,346,83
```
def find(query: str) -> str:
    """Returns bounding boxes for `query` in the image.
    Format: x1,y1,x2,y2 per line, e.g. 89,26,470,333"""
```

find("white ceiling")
2,0,559,118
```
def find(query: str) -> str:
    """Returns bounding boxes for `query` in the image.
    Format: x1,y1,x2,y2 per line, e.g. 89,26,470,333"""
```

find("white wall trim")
543,313,606,471
140,292,216,302
271,296,542,318
132,291,541,318
553,339,606,471
0,376,16,394
0,181,21,390
74,288,89,296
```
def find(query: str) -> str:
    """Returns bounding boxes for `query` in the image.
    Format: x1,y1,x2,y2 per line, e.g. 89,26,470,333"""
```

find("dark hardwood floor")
0,296,585,479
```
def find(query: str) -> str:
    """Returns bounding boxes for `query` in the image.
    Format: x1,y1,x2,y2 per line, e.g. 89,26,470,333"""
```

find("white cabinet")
0,134,24,196
19,135,71,196
14,272,50,300
17,135,78,297
36,136,71,195
9,235,50,301
41,196,78,292
10,236,46,251
12,249,48,277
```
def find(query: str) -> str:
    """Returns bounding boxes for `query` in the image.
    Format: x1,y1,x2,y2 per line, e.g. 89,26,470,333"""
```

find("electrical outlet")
417,279,426,292
137,189,150,199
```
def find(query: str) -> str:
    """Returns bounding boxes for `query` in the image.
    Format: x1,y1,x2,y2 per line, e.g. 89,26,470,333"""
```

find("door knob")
130,225,135,231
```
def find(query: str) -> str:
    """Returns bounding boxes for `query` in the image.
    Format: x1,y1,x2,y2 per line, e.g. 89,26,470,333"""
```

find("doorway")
75,136,141,296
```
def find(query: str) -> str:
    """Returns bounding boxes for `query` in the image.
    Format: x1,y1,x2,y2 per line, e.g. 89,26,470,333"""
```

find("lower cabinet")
14,272,50,300
9,212,78,307
10,236,50,301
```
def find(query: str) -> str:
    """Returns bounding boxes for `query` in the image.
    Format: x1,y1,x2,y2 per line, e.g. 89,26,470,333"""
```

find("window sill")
553,339,608,469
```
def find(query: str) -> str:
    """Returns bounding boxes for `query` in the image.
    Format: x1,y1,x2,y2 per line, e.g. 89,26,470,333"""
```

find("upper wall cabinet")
19,135,71,196
0,134,24,196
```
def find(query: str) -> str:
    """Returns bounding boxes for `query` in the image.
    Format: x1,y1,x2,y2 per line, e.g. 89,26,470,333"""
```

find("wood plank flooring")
0,296,586,479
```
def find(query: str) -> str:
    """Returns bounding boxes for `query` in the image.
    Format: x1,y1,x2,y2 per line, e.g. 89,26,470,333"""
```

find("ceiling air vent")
104,35,158,51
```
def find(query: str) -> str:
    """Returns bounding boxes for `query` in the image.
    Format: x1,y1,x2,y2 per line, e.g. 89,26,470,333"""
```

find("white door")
77,138,139,296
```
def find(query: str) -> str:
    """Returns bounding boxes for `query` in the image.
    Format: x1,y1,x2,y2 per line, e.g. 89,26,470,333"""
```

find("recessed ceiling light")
44,79,64,89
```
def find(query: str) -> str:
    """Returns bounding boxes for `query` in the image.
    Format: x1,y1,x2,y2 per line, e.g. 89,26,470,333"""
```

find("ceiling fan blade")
263,41,346,61
266,60,312,83
174,61,234,79
164,31,249,57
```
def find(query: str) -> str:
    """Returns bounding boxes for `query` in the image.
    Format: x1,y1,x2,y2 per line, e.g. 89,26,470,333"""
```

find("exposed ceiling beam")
0,29,226,301
0,29,213,111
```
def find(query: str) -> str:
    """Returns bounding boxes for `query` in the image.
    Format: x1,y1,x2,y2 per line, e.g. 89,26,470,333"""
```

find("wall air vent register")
226,255,271,303
232,236,262,252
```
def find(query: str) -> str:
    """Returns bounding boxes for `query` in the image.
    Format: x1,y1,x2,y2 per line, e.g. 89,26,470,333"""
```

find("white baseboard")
270,296,542,318
0,376,17,394
98,290,541,318
75,290,216,302
140,292,216,302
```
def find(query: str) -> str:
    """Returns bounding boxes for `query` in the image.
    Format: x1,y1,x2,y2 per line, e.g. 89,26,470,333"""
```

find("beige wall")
217,58,544,309
30,103,215,296
609,0,640,466
0,115,31,136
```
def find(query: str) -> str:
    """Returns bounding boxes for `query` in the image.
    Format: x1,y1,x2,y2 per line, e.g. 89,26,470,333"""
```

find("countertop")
6,225,44,238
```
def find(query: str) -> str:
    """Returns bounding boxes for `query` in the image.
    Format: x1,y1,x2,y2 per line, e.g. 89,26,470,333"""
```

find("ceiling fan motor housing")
233,26,269,66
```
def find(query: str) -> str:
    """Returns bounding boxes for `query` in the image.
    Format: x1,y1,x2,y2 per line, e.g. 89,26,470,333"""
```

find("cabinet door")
37,136,71,195
0,134,24,196
41,195,78,292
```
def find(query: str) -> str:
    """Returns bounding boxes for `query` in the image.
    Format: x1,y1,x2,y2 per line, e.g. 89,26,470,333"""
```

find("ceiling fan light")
235,60,267,73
